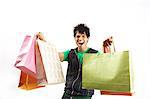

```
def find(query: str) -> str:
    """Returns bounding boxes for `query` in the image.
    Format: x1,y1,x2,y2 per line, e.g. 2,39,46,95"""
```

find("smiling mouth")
79,42,84,45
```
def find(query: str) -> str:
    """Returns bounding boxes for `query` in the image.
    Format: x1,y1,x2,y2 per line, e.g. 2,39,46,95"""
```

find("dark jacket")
64,48,98,96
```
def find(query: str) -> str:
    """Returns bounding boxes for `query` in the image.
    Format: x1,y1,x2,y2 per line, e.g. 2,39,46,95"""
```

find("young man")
37,24,112,99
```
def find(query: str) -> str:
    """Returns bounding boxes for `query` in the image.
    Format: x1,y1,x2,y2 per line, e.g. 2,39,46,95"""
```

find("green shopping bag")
82,51,134,93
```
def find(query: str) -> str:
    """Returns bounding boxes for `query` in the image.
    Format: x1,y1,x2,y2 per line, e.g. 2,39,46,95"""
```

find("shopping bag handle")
111,38,116,52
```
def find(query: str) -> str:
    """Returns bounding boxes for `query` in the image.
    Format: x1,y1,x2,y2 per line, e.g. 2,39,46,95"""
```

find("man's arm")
59,52,64,62
37,32,65,62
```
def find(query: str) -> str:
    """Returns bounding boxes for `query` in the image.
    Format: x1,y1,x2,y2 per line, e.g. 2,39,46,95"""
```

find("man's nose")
78,37,83,41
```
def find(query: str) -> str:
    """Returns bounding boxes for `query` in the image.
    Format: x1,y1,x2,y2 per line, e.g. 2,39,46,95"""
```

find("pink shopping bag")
18,39,48,90
14,35,37,78
35,39,47,85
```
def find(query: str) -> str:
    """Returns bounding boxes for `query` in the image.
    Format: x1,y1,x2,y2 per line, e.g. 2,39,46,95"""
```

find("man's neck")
78,46,88,52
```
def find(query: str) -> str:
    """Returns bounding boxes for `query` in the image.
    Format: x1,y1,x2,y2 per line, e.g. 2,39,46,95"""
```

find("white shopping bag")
37,39,65,84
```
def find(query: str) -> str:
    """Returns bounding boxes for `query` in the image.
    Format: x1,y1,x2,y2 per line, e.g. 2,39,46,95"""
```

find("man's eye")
82,36,85,38
77,36,80,38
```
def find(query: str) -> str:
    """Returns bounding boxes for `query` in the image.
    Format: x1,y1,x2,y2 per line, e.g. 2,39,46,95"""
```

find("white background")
0,0,150,99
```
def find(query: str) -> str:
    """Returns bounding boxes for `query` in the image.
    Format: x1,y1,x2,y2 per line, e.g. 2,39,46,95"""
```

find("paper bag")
37,39,65,84
35,40,48,85
18,71,45,90
14,35,37,78
82,51,134,94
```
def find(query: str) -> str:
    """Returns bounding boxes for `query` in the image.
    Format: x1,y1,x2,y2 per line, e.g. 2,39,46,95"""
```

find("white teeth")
79,42,84,45
79,41,84,43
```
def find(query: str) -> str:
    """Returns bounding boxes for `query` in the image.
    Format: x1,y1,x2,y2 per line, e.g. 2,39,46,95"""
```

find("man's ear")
87,37,89,42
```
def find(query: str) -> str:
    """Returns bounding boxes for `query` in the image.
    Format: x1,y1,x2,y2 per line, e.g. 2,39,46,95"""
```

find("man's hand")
103,36,113,53
59,52,64,62
36,32,46,41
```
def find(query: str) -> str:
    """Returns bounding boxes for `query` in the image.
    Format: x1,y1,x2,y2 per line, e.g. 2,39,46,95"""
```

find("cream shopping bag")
37,39,65,84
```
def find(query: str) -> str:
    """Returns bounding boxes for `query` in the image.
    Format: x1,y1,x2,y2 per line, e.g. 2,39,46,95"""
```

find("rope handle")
111,38,116,52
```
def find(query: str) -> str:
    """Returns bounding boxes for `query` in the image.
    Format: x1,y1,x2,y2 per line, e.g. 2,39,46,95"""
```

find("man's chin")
78,44,85,48
78,44,83,46
77,45,82,47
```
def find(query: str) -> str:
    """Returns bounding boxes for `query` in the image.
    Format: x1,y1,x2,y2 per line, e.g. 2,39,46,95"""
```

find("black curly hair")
73,24,90,38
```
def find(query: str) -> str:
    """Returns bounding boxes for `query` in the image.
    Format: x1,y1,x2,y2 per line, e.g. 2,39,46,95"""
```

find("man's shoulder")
88,48,98,53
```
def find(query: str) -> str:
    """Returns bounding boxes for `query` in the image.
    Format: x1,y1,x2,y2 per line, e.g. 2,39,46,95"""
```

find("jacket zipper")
71,51,81,95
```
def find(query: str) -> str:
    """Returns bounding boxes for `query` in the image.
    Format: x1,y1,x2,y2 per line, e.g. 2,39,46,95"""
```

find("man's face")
74,31,89,47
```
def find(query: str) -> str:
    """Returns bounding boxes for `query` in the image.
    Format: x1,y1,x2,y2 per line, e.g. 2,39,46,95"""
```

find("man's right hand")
36,32,46,41
103,36,113,53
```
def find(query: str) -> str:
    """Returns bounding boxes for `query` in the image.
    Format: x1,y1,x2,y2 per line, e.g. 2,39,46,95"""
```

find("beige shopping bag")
37,39,65,84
